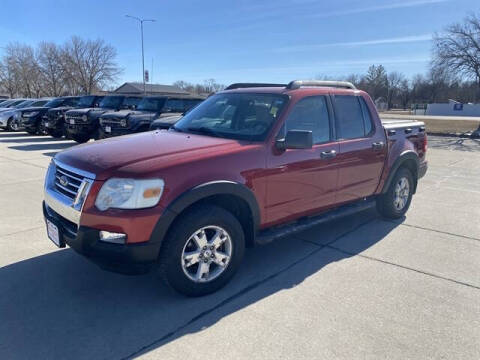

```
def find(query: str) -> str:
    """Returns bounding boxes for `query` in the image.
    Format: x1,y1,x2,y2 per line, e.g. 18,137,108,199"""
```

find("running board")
255,199,376,245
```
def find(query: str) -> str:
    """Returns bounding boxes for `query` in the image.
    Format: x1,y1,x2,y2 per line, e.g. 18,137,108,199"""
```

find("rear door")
266,95,339,225
333,95,386,203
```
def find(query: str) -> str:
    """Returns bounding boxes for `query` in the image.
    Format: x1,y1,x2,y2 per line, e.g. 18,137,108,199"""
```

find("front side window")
334,95,368,140
100,96,124,109
174,93,288,141
164,99,185,112
44,98,64,108
122,97,142,108
77,96,96,108
281,96,331,144
137,97,166,112
64,97,79,107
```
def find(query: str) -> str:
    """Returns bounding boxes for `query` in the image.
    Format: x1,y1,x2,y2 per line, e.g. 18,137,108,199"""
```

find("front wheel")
377,167,414,219
6,118,14,131
159,205,245,297
71,133,90,143
47,128,64,138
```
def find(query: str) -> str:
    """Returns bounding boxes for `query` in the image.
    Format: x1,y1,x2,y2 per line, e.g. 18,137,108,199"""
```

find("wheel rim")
393,177,410,210
181,225,233,283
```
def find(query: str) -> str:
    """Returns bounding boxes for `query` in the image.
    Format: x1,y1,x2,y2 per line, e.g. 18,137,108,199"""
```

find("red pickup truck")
43,80,427,296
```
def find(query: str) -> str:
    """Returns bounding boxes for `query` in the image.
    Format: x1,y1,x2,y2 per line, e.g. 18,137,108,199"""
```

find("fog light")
99,231,126,244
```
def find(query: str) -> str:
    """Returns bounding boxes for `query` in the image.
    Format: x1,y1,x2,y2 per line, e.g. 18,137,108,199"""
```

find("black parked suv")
18,97,79,135
98,96,204,138
43,95,103,138
65,95,142,143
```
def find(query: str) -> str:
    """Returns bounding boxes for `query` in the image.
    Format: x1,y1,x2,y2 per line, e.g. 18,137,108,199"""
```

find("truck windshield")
44,98,64,107
14,100,35,108
136,97,166,112
173,93,288,141
77,96,97,108
99,96,124,109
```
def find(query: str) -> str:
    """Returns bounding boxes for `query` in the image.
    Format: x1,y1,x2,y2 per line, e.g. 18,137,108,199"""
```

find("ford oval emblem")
59,175,69,187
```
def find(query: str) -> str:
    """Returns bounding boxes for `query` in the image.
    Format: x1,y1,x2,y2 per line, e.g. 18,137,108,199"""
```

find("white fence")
426,103,480,117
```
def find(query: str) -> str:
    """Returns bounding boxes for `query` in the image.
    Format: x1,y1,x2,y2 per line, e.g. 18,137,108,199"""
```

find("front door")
265,95,339,226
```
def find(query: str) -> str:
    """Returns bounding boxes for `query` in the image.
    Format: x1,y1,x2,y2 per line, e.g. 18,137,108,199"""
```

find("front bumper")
20,115,41,130
43,202,162,274
66,122,96,135
418,161,428,179
0,113,11,127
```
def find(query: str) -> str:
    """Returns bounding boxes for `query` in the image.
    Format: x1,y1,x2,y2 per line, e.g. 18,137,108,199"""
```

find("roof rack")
225,83,287,90
286,80,356,90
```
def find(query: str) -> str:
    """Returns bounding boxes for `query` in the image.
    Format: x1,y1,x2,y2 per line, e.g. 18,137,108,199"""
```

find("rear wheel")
377,167,414,219
159,205,245,297
71,133,90,143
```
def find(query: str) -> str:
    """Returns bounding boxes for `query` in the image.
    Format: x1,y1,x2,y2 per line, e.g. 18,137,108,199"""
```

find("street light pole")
125,15,156,94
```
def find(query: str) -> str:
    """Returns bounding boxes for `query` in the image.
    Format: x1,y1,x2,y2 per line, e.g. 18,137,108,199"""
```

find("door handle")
372,142,385,150
320,150,337,159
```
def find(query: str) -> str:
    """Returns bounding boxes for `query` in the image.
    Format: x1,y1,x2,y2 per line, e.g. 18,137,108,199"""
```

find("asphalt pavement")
0,132,479,359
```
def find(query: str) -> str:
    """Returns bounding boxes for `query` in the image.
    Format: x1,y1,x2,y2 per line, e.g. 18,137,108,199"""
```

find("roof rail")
286,80,356,90
225,83,287,90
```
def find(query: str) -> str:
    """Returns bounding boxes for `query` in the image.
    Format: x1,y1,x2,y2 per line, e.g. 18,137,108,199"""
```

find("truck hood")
55,130,245,180
21,106,48,112
101,109,147,119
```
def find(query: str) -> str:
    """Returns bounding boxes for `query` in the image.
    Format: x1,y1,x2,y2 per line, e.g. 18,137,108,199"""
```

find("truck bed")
381,118,425,131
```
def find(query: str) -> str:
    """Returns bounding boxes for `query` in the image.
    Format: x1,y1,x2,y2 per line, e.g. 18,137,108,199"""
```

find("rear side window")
164,99,186,112
359,97,373,135
335,95,370,139
283,96,330,144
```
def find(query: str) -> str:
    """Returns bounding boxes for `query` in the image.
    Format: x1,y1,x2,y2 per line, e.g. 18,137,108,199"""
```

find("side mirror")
276,130,313,150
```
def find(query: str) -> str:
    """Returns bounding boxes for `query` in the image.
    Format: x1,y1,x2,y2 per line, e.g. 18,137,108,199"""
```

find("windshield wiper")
171,125,184,133
185,126,221,137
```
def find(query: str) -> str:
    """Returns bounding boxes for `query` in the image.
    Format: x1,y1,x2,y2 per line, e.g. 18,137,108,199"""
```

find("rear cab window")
334,95,374,139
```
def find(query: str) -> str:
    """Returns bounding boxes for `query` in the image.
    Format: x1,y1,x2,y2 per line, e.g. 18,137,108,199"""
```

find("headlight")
120,118,127,127
95,178,164,211
82,115,87,122
24,111,39,117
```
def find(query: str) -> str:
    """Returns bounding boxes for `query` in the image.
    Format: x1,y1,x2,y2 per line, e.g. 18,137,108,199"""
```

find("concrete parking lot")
0,132,479,359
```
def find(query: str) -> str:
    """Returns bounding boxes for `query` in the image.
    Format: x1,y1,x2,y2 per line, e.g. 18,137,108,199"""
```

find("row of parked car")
0,94,205,143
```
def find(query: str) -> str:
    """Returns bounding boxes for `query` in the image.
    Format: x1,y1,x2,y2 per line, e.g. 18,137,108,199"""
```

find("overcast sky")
0,0,478,86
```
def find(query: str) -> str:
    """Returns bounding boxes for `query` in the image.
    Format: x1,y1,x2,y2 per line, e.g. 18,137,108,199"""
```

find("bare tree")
386,72,405,109
433,13,480,100
62,37,122,94
37,42,65,96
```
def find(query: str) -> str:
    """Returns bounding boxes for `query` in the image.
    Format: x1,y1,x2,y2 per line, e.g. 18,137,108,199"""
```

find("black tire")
377,167,414,219
6,118,14,131
71,134,90,143
47,128,64,138
93,128,105,140
159,205,245,297
37,121,48,135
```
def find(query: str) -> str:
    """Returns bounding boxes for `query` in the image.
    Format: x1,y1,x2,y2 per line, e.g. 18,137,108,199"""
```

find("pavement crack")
393,222,480,242
326,244,480,291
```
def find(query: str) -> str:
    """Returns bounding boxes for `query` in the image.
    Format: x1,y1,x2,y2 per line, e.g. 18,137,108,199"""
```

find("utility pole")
125,15,156,94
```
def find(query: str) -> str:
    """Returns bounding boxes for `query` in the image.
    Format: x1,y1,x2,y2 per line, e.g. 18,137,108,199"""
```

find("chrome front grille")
101,118,124,129
54,164,85,201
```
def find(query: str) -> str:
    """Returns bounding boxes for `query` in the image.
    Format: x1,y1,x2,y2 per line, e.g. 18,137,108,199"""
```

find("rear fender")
381,151,419,194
